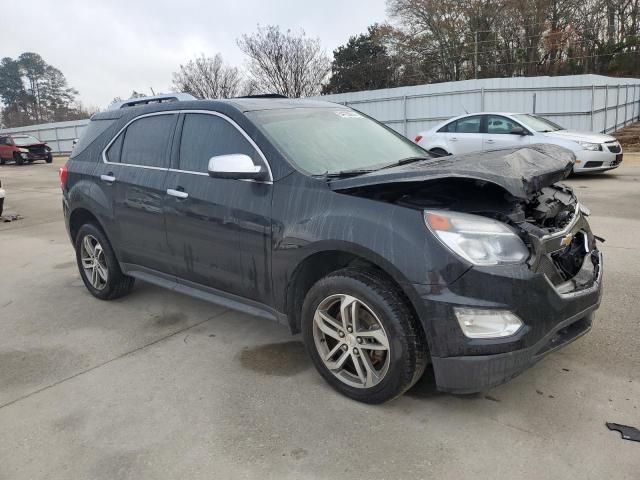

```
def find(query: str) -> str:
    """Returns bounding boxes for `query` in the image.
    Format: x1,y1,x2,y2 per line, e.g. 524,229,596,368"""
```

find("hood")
15,142,47,149
329,144,575,200
544,129,616,143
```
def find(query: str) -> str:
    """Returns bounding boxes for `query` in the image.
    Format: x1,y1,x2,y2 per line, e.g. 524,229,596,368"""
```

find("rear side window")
438,121,457,133
105,134,124,163
70,119,115,158
179,113,260,173
119,114,176,168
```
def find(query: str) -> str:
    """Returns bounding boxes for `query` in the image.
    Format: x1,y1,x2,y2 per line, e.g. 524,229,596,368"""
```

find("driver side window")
179,113,261,173
487,115,520,134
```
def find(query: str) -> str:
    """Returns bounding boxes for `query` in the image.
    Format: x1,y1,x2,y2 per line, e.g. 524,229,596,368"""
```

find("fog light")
454,308,523,338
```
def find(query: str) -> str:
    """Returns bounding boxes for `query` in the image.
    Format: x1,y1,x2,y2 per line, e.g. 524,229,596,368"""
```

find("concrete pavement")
0,156,638,479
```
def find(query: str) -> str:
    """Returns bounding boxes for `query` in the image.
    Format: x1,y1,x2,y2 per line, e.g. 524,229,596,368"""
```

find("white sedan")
415,113,623,173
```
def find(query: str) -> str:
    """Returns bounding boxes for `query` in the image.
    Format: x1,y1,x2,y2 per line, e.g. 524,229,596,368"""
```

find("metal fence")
316,74,640,140
0,119,89,155
2,74,638,153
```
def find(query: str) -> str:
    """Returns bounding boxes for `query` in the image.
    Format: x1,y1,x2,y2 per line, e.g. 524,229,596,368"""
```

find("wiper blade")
319,169,375,178
377,156,431,171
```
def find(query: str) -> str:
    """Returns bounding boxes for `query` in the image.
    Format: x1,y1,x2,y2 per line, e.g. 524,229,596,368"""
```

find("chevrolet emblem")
560,233,574,247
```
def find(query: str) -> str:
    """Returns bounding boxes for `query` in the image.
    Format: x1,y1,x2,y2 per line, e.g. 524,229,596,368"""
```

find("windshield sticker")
335,111,363,119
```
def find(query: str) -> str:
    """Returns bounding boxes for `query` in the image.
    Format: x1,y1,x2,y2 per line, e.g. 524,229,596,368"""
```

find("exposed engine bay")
340,177,599,290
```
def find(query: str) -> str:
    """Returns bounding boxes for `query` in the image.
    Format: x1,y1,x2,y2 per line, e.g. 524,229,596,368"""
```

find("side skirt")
120,263,289,328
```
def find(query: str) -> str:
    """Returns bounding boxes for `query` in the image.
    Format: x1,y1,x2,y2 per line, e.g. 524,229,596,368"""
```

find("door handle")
486,139,495,144
450,137,458,142
100,174,116,183
167,188,189,199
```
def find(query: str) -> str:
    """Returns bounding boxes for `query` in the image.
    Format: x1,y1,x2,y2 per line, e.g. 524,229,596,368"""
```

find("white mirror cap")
208,154,262,174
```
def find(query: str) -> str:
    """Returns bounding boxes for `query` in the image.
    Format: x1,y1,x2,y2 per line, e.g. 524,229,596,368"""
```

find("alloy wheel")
312,294,391,389
80,234,108,290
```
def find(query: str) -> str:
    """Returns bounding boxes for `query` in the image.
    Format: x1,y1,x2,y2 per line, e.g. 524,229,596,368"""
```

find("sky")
3,0,388,109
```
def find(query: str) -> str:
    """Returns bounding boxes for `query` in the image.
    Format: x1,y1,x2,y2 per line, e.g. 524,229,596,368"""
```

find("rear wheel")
0,198,4,216
302,268,427,403
75,223,135,300
429,147,450,157
13,153,23,166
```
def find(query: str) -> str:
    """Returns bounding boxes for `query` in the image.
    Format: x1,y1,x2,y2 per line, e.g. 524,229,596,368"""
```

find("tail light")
415,135,423,143
59,163,68,190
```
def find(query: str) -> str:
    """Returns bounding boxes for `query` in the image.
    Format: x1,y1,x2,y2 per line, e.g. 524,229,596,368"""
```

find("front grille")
28,146,46,155
537,255,564,285
530,207,598,292
583,161,603,168
606,143,621,153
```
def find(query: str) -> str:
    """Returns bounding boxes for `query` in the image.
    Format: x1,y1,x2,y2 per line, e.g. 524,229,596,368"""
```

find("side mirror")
510,126,526,136
207,154,267,181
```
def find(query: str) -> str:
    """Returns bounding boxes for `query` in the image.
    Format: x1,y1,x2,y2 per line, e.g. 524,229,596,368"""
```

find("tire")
0,157,5,165
74,223,135,300
302,268,428,404
0,198,3,217
429,148,450,157
46,154,53,164
14,153,23,166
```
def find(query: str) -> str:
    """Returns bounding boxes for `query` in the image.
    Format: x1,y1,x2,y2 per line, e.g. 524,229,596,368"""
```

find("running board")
120,263,288,327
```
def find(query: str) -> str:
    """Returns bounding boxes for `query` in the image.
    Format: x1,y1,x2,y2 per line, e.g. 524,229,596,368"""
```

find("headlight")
577,141,602,151
424,210,529,265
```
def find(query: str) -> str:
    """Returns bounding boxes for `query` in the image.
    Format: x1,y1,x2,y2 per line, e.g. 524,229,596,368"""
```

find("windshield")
247,108,430,175
513,114,564,132
13,135,41,146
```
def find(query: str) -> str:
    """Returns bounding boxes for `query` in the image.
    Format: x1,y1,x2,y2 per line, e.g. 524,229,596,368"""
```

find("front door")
483,115,531,151
163,112,273,304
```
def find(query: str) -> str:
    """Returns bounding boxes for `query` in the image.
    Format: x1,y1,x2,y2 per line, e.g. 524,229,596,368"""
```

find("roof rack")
107,93,197,110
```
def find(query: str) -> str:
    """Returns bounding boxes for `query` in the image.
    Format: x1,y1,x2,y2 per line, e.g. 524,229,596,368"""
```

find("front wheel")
46,154,53,163
75,223,135,300
302,268,428,403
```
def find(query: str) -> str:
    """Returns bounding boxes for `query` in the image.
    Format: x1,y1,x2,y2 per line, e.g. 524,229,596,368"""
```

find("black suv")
62,96,602,403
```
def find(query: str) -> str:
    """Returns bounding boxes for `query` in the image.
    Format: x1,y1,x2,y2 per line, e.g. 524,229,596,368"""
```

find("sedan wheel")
313,294,391,389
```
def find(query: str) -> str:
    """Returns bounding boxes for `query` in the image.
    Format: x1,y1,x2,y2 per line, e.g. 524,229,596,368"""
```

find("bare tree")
172,54,243,99
237,25,331,97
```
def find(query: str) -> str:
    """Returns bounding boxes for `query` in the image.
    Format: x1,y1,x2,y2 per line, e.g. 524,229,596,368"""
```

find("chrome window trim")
101,109,273,184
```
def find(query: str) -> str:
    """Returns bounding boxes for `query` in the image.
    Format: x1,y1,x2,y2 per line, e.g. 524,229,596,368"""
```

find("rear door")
94,112,178,273
483,115,531,151
439,115,484,154
163,112,273,304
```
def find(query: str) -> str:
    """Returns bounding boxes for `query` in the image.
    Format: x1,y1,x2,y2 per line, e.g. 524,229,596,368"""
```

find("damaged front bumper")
413,247,603,394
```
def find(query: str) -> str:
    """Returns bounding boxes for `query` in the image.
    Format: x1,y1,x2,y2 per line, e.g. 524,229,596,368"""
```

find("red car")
0,134,53,165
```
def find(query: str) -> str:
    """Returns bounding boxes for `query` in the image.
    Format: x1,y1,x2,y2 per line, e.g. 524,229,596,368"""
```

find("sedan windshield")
513,114,564,132
247,108,430,175
13,135,41,146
